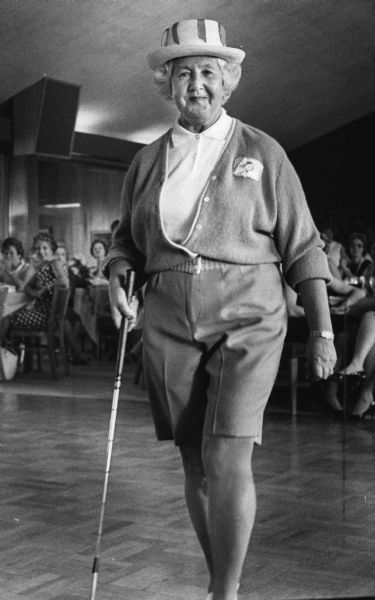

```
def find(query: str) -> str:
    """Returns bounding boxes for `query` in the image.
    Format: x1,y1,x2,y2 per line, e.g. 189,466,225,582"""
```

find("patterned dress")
10,262,56,330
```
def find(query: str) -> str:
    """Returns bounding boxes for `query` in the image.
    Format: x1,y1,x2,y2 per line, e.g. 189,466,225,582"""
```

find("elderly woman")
0,237,33,291
106,19,336,600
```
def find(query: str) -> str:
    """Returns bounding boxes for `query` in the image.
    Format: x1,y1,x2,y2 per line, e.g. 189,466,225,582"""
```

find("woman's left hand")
306,337,337,380
49,258,60,272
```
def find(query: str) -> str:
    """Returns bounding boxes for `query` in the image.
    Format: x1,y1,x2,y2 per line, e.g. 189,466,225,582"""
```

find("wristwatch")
310,330,334,340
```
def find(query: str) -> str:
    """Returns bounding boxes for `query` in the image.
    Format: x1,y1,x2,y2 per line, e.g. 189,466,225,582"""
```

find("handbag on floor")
0,344,18,381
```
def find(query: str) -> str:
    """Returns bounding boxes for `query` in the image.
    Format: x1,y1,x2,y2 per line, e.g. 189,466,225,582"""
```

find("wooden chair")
130,335,146,389
93,285,117,360
277,316,310,415
10,285,71,379
0,286,9,341
282,341,308,415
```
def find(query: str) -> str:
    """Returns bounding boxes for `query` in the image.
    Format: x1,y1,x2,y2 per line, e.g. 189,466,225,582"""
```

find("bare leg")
341,312,375,374
325,379,343,411
325,331,347,411
179,444,213,589
351,342,375,416
203,436,256,600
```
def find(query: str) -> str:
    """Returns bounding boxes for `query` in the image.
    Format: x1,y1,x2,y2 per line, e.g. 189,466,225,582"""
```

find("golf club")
89,270,135,600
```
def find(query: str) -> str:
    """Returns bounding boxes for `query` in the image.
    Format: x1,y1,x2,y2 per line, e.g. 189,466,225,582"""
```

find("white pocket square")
233,157,263,181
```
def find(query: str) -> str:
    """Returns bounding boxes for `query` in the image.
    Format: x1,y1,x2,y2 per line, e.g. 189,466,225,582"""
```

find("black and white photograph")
0,1,375,599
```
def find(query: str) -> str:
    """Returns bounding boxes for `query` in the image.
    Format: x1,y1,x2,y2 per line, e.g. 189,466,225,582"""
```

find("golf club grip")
115,270,136,374
123,269,136,299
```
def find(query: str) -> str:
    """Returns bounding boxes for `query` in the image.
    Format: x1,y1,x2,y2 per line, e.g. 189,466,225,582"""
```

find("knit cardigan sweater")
107,119,330,289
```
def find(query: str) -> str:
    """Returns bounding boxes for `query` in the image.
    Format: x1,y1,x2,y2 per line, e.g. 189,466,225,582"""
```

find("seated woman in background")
341,232,373,281
285,275,367,414
10,232,68,330
0,237,34,291
320,222,347,280
55,241,69,266
8,233,89,365
336,253,375,418
55,242,90,294
88,239,108,283
339,308,375,418
68,253,91,293
324,263,375,415
55,242,91,365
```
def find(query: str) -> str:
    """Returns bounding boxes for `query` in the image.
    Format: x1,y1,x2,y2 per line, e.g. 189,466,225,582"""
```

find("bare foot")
351,392,374,416
340,360,364,375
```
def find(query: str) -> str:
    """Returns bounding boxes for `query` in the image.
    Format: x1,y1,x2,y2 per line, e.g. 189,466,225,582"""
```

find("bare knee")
202,437,254,483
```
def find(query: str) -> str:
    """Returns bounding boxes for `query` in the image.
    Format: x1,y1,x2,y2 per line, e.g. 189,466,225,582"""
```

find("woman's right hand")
340,257,351,277
2,258,12,275
108,262,136,329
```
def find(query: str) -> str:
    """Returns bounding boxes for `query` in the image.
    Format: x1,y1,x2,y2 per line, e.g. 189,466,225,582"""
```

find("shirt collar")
171,109,233,146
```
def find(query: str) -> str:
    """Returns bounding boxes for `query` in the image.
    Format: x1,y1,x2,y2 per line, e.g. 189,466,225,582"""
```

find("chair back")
48,286,70,329
93,285,110,317
0,286,9,320
0,286,10,341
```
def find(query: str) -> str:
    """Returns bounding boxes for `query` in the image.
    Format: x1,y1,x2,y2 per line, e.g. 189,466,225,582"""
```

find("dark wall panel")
13,77,80,158
38,159,125,258
289,111,375,241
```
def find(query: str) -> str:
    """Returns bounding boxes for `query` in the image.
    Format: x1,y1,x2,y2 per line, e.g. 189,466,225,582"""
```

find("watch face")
311,330,334,340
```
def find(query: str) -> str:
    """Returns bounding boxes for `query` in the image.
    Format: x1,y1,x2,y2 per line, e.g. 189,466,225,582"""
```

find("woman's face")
349,237,365,262
171,56,227,132
92,242,106,260
35,240,54,262
55,246,67,264
320,232,331,252
3,245,22,268
320,228,334,251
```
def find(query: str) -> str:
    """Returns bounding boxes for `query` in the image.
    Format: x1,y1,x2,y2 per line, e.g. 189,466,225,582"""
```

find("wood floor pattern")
0,364,375,600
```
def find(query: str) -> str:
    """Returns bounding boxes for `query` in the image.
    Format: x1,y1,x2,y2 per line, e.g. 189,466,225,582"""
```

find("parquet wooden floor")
0,362,374,600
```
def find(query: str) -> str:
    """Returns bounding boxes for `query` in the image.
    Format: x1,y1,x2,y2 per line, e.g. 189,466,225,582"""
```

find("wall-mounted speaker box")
13,77,80,158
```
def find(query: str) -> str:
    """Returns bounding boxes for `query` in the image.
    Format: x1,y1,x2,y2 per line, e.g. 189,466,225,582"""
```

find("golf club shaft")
90,270,135,600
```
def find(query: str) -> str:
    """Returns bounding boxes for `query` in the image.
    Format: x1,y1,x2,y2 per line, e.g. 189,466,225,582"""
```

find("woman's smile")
171,56,227,132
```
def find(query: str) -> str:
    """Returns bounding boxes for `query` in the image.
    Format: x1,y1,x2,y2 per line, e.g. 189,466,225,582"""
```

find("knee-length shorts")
142,260,287,447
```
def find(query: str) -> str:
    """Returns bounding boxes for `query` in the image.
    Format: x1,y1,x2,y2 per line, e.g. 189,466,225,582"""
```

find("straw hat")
147,19,245,70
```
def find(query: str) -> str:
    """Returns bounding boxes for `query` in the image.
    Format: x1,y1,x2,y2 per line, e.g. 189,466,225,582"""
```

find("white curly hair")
152,57,242,104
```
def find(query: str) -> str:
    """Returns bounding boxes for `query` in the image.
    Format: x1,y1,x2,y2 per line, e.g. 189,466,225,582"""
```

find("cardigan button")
211,175,217,181
203,196,210,203
196,224,202,231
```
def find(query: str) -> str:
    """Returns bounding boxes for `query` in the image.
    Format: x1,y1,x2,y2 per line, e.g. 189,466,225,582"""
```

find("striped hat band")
162,20,226,48
147,19,245,70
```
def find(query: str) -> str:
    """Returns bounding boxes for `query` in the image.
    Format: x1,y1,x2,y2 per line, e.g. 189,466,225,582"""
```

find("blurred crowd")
0,223,118,368
285,220,375,419
2,217,375,419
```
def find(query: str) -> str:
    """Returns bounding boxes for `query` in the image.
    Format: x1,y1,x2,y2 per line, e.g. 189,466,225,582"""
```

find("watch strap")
310,330,334,340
